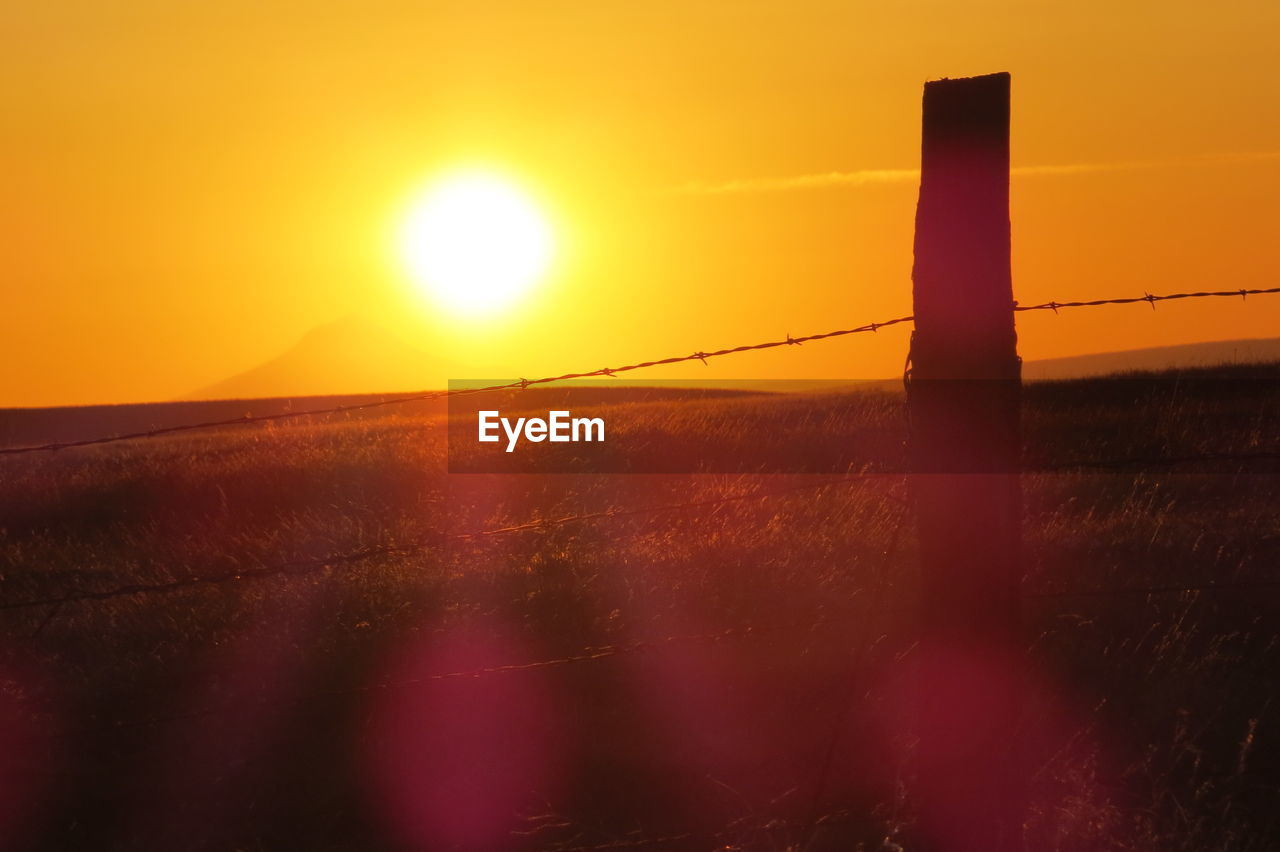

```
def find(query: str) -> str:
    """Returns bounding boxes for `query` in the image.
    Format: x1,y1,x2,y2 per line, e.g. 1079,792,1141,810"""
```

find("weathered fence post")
906,71,1024,851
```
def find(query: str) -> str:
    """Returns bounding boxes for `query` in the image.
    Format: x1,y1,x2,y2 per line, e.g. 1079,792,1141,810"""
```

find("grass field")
1,364,1278,851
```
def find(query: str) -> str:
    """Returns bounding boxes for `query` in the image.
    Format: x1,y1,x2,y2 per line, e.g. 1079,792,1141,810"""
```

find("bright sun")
397,171,554,317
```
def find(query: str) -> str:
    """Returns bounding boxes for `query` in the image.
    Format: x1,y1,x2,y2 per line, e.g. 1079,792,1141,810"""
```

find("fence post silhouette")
906,71,1024,851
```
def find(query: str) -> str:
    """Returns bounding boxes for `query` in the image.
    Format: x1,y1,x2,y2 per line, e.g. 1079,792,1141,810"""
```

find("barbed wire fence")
8,451,1275,730
5,474,888,618
2,283,1276,681
2,284,1279,850
4,443,1276,622
1,286,1276,457
73,617,856,737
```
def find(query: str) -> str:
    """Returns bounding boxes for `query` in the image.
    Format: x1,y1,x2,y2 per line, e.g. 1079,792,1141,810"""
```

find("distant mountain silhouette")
189,319,1280,402
1022,337,1280,380
186,315,457,401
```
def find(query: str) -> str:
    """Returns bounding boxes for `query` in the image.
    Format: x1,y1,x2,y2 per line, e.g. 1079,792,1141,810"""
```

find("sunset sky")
5,1,1278,406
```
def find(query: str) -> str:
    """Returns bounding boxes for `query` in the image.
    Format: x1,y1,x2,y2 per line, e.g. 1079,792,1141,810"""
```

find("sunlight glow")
398,171,554,317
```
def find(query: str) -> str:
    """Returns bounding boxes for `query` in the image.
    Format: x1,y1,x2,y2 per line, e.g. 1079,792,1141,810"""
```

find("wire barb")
1,286,1277,456
2,476,878,615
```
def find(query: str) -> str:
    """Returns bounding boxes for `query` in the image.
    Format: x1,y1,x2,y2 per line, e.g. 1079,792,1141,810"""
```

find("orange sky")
4,1,1278,406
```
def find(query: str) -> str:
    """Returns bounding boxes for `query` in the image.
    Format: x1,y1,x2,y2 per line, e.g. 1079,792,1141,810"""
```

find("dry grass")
0,364,1277,850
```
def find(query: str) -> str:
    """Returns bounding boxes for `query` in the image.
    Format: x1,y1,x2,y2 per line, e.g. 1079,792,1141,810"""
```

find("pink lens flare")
361,618,570,850
0,657,58,851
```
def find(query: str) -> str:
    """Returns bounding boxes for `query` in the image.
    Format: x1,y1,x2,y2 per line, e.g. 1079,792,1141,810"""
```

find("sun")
397,171,554,318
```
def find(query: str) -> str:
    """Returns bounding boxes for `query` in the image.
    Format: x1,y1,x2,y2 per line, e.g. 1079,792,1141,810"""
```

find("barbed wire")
3,286,1276,457
48,563,1280,738
3,474,884,618
72,616,870,737
15,467,1274,739
63,617,873,851
0,319,914,456
7,287,1277,850
6,444,1277,620
1013,286,1280,314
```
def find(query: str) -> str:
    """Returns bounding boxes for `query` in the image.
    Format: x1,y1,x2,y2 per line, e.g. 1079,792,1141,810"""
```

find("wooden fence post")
906,71,1024,851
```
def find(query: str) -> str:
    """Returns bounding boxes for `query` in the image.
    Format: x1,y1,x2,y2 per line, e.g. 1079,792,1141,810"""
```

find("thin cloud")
674,151,1280,195
673,168,919,195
